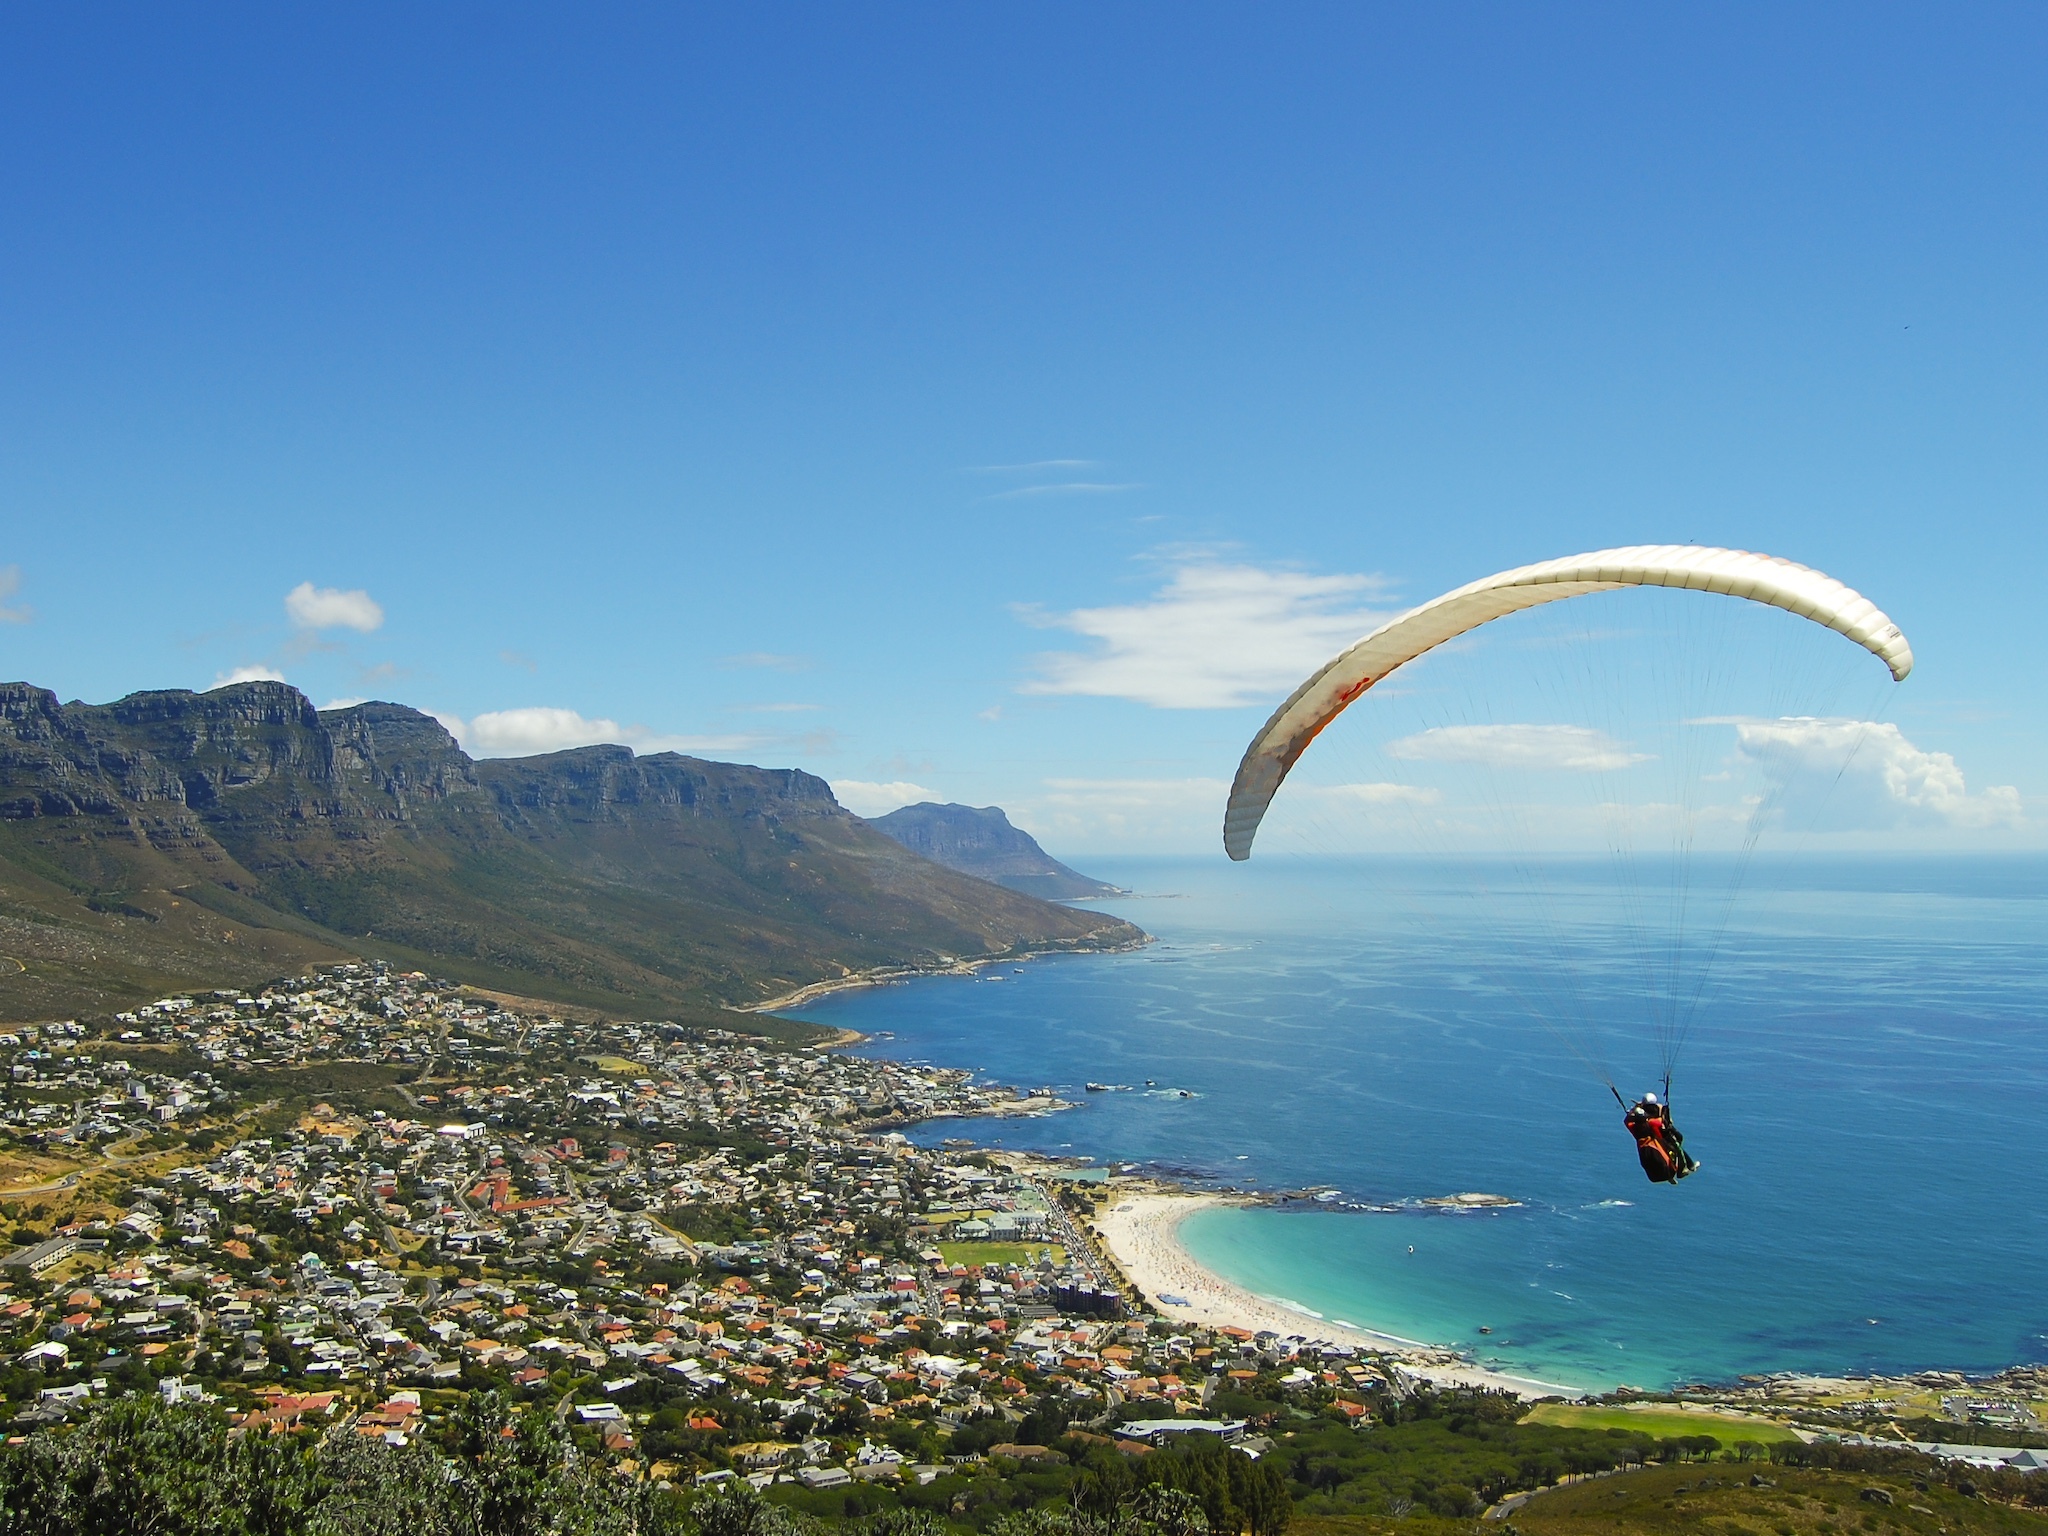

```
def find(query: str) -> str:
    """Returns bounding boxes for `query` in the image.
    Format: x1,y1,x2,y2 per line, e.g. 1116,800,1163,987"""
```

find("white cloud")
1316,782,1443,806
320,696,369,711
1387,724,1653,773
286,581,384,633
0,565,30,624
1735,718,2024,831
437,707,769,760
465,708,627,755
210,665,288,688
1020,562,1397,709
832,780,938,817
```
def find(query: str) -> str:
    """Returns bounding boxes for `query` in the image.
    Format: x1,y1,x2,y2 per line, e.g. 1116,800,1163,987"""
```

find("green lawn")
937,1240,1068,1269
1525,1402,1799,1443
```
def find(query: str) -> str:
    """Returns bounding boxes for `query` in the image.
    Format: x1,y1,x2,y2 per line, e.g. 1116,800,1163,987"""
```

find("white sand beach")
1092,1188,1578,1399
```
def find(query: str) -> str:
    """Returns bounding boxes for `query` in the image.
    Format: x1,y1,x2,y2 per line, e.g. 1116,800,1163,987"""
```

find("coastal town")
1,960,2045,1528
0,964,1378,1484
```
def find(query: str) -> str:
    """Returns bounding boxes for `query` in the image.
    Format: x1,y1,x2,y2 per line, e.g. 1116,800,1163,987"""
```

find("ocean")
791,855,2048,1394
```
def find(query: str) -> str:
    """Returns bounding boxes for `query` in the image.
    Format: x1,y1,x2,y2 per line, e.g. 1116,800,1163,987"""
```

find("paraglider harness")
1614,1076,1698,1185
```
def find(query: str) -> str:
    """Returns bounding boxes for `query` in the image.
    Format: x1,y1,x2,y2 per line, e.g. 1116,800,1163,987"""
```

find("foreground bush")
0,1392,677,1536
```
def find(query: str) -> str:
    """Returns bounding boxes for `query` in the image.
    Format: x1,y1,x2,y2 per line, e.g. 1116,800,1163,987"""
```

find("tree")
449,1390,571,1536
1126,1486,1209,1536
0,1393,677,1536
860,1512,948,1536
689,1480,796,1536
310,1431,463,1536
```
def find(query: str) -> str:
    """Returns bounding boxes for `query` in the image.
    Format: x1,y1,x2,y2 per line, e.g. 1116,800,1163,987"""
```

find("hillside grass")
1291,1464,2048,1536
1517,1462,2048,1536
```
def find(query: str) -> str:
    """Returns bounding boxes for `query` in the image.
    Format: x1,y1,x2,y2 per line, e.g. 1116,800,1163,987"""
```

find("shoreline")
739,936,1576,1395
745,935,1152,1016
761,940,2039,1406
1090,1186,1581,1400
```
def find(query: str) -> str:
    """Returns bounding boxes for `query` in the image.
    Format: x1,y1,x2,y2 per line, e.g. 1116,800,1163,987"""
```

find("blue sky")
3,6,2043,854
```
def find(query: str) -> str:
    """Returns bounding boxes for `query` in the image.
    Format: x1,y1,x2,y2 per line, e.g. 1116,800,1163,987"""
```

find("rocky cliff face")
866,802,1123,899
323,702,481,817
0,682,472,824
475,743,842,829
0,682,1144,1021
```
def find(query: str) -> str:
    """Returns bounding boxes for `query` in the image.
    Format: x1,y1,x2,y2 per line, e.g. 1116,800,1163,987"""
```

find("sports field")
1524,1402,1799,1442
937,1240,1068,1269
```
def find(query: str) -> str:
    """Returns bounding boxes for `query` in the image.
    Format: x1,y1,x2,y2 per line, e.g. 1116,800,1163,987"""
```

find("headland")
748,934,1152,1015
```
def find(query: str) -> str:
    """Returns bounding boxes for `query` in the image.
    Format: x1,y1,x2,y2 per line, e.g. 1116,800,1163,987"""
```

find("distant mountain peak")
866,802,1122,900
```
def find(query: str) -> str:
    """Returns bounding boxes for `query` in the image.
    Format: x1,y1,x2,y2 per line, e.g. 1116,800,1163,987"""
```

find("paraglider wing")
1223,545,1913,861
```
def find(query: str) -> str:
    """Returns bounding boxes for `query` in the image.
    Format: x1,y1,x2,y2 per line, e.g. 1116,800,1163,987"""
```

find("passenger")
1624,1090,1697,1183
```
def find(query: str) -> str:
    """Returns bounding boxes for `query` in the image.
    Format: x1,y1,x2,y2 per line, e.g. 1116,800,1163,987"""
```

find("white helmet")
1642,1092,1662,1107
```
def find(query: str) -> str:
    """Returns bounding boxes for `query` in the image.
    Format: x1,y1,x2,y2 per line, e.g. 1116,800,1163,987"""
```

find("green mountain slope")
0,682,1143,1022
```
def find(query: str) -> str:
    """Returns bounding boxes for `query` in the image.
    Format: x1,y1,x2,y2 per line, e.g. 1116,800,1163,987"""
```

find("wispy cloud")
1020,560,1398,709
1315,782,1443,806
989,482,1143,500
1038,776,1230,808
831,780,938,817
970,458,1141,502
498,649,537,672
719,652,811,672
970,459,1098,473
285,581,384,633
1009,775,1231,852
320,696,369,712
735,702,822,714
1735,718,2024,830
437,706,769,760
210,665,288,688
0,566,30,625
1387,724,1653,773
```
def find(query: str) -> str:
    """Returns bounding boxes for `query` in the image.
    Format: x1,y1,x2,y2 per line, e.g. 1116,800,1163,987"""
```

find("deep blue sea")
791,856,2048,1394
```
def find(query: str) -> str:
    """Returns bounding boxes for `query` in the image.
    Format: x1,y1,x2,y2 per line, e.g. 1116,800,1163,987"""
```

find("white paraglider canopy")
1225,545,1913,862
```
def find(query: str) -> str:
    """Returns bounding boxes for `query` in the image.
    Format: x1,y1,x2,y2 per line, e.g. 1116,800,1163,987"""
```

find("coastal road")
0,1171,80,1200
1024,1175,1110,1288
102,1130,156,1164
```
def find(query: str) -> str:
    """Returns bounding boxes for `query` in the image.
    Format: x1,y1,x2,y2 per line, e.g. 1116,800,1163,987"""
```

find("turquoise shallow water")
793,856,2048,1393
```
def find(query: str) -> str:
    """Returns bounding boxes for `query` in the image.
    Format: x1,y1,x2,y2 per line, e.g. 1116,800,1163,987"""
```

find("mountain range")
868,802,1124,899
0,681,1144,1024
